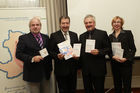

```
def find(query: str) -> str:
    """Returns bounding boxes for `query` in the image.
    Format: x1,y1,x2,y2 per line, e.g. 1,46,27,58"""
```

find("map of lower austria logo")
0,30,24,79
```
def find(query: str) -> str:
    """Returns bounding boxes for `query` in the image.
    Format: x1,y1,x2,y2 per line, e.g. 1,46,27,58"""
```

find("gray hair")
29,16,41,27
84,14,96,23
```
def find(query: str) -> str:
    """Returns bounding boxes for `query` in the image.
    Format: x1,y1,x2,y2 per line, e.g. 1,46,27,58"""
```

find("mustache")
87,26,92,28
62,27,69,29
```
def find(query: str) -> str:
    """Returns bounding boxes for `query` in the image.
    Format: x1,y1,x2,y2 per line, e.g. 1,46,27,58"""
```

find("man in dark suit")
79,14,111,93
16,17,52,93
49,16,79,93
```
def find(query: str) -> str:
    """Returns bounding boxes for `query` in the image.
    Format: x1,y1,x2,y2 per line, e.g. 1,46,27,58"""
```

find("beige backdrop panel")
67,0,140,57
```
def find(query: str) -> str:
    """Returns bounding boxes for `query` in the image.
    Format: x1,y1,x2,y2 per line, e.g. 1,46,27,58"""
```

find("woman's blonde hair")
111,16,124,30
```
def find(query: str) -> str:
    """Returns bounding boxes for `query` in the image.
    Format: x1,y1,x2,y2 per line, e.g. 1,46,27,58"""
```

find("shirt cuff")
31,57,34,63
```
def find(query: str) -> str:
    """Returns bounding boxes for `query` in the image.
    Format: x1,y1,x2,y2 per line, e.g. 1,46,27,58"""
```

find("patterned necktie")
36,35,43,49
64,32,68,40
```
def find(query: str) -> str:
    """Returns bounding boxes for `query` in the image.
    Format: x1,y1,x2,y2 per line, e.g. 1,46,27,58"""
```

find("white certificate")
85,39,95,53
39,48,49,58
112,42,121,51
115,48,124,58
73,43,81,57
57,40,73,60
111,42,123,58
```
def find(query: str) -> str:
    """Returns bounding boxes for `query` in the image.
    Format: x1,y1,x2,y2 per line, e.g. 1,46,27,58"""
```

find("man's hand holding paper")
91,49,99,55
57,53,65,60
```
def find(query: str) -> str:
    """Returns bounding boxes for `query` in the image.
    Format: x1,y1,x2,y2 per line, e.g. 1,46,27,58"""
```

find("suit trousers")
111,63,132,93
27,77,50,93
82,73,105,93
56,73,77,93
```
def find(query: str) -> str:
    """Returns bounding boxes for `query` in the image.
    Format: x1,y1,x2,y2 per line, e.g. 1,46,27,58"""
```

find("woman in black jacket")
109,16,136,93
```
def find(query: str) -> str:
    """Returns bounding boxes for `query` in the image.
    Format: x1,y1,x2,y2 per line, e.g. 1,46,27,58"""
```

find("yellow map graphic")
0,30,24,79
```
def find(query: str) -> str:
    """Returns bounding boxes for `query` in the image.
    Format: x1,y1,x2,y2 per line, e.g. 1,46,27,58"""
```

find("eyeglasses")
113,21,121,24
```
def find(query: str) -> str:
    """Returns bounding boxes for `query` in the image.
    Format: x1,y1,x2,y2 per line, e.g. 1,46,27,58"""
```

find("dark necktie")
36,35,43,49
88,31,92,39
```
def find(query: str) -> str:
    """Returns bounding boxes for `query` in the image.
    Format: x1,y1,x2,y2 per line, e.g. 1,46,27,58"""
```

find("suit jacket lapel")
118,31,126,41
58,30,66,43
28,32,41,48
69,31,73,44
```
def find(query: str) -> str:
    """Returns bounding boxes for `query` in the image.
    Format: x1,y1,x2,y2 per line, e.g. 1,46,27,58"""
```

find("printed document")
39,48,49,58
57,40,73,60
112,42,124,58
85,39,95,53
73,43,81,57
